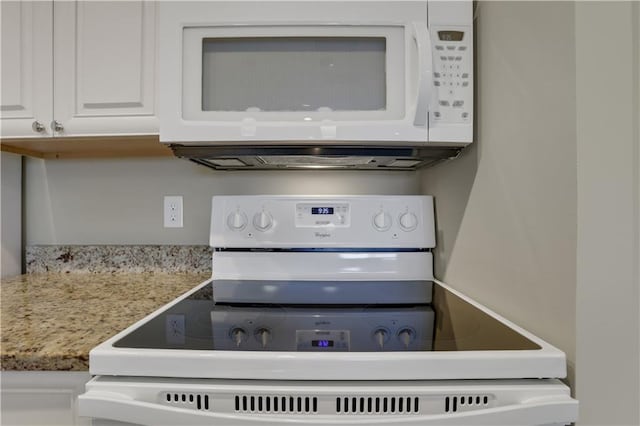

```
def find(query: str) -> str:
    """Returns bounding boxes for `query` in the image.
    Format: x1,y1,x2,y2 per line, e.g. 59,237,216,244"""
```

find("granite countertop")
0,273,209,371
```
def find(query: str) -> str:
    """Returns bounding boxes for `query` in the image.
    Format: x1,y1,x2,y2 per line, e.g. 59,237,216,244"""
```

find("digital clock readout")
311,207,334,215
438,30,464,42
312,340,334,347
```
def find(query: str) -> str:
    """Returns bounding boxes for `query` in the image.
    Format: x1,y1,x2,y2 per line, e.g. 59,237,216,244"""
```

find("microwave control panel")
430,26,473,125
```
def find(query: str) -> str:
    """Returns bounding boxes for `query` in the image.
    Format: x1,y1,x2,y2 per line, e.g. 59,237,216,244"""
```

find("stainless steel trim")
170,145,463,170
51,120,64,132
31,121,45,133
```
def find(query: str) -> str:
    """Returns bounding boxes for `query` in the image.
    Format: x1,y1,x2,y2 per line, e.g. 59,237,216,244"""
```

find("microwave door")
175,25,426,143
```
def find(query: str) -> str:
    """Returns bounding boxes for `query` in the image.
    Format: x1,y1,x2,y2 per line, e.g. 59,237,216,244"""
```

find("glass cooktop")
113,283,540,352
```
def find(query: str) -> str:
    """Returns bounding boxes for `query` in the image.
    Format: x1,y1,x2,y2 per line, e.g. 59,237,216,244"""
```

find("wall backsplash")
24,157,420,246
26,245,212,274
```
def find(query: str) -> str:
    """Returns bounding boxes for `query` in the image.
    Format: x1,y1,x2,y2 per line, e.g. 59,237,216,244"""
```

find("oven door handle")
79,391,578,425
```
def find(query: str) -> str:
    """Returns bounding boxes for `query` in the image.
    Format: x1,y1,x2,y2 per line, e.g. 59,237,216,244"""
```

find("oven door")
79,377,578,426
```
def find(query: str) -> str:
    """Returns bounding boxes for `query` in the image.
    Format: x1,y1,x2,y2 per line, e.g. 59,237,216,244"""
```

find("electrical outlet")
164,196,183,228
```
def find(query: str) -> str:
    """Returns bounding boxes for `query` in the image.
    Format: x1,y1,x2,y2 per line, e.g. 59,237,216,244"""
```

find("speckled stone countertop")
0,273,209,371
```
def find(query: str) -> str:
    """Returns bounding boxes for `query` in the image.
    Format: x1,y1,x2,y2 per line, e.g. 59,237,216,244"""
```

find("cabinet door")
0,371,91,426
0,1,53,139
52,1,158,137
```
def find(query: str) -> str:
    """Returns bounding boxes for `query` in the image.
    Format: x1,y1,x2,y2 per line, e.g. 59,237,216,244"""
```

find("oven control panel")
211,195,435,248
295,203,350,228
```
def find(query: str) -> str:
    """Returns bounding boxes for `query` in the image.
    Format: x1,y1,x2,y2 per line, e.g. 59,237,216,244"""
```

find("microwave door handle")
411,22,433,127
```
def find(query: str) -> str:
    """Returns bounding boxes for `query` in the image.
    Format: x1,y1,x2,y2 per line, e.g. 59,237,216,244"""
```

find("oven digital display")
311,207,334,215
296,329,350,351
295,203,349,228
312,339,334,348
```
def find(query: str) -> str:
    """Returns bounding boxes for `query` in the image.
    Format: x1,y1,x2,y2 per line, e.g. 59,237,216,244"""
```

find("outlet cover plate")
164,195,183,228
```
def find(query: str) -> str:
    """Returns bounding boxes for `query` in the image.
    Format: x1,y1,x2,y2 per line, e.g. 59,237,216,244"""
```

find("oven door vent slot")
234,395,318,414
335,396,419,414
444,395,491,413
163,392,210,411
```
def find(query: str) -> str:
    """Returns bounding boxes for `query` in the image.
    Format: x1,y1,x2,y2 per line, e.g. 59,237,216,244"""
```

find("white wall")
24,157,419,245
420,2,640,425
420,0,577,380
575,2,639,425
1,151,22,278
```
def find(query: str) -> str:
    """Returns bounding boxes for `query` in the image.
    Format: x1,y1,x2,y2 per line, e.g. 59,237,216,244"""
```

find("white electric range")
78,195,578,425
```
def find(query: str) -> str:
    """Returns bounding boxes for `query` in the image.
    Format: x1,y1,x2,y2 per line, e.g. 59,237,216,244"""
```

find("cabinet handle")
32,121,45,133
51,120,64,133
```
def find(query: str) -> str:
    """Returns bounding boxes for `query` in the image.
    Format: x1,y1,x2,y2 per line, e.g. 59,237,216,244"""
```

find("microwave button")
436,45,444,51
434,72,441,78
434,81,441,87
447,45,456,50
455,56,462,61
440,56,447,61
448,56,455,61
439,100,450,107
462,82,469,87
433,112,441,119
462,112,469,119
462,73,469,79
453,100,464,108
459,46,468,51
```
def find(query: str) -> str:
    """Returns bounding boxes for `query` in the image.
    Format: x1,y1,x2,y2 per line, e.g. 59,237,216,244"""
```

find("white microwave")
158,1,473,170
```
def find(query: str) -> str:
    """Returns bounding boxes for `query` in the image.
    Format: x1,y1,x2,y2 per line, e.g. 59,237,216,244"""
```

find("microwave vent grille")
171,144,465,171
258,155,375,166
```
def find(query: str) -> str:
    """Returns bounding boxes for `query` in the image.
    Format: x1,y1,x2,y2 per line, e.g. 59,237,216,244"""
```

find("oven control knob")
230,327,247,348
399,212,418,231
373,328,389,350
255,328,271,348
227,210,248,231
398,328,415,349
372,211,392,232
253,210,273,232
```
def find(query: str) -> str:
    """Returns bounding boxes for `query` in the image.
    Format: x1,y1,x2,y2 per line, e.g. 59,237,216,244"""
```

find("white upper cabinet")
0,2,53,138
1,1,158,139
53,1,157,136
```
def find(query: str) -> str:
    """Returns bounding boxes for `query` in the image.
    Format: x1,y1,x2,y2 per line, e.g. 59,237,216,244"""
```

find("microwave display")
437,30,464,42
201,37,387,113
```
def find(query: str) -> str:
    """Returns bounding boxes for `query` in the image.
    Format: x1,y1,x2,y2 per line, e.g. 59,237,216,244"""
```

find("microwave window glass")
201,37,387,112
